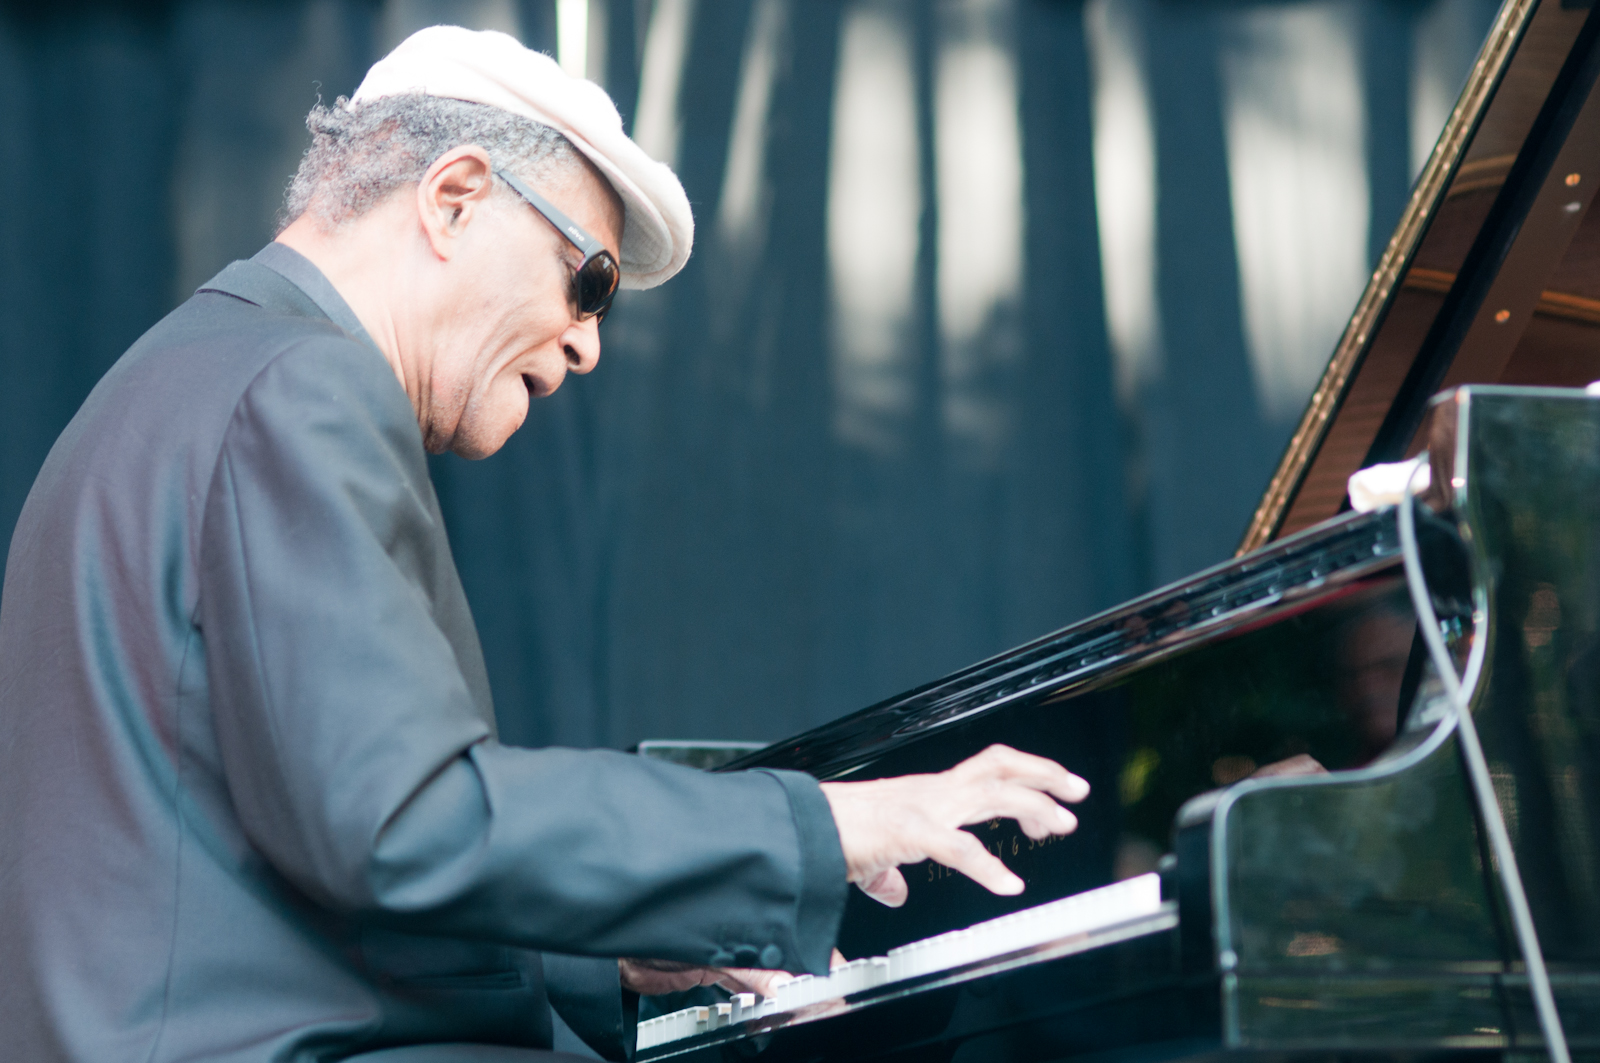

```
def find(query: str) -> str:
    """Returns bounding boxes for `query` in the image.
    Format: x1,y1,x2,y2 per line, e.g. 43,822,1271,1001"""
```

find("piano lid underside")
1247,0,1600,547
1281,194,1600,537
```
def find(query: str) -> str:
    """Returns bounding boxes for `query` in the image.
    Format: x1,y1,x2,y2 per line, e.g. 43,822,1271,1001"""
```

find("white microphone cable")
1397,458,1570,1063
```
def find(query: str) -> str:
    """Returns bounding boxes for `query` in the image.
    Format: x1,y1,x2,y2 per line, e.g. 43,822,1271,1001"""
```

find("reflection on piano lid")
650,0,1600,1056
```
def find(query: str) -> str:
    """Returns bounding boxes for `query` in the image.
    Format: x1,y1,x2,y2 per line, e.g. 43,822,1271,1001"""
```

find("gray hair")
280,93,585,231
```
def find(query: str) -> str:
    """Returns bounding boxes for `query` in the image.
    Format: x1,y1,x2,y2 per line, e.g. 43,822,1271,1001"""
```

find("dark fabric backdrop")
0,0,1495,750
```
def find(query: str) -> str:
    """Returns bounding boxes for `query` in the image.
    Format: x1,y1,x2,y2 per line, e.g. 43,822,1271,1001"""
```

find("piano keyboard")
636,872,1162,1052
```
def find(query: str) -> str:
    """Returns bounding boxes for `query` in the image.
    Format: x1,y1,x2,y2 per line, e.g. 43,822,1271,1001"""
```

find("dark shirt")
0,244,846,1062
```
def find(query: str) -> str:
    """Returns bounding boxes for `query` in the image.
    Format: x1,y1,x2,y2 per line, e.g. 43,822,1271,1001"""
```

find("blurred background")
0,0,1498,750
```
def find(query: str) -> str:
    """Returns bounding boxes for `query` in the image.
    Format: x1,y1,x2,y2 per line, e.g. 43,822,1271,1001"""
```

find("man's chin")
425,399,524,459
446,436,505,460
442,421,520,460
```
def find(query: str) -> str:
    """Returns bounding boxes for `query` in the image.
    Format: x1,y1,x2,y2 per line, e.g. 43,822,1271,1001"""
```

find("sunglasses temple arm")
494,168,609,261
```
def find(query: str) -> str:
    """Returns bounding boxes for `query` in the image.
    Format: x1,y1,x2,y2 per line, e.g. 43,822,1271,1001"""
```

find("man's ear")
417,145,495,261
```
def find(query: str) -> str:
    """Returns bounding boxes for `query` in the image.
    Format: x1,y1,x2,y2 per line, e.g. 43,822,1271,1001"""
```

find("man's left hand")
619,950,847,998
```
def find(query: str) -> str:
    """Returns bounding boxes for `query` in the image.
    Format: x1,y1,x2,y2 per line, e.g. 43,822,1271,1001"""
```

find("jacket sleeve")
543,952,633,1061
197,339,847,976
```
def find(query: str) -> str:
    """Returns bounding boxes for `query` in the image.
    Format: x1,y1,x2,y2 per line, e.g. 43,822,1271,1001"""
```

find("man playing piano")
0,27,1089,1063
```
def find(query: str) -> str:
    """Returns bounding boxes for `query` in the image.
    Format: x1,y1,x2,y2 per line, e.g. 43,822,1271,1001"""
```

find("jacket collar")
196,242,384,361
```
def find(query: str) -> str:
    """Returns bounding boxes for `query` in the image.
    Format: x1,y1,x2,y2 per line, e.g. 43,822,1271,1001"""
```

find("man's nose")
563,317,601,375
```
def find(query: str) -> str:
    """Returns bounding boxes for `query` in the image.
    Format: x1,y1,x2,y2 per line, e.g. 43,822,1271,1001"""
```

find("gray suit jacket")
0,244,845,1062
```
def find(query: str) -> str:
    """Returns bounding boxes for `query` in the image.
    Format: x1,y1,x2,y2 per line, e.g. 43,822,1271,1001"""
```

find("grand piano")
636,0,1600,1056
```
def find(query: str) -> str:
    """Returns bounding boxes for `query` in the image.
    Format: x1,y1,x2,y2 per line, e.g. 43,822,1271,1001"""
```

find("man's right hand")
820,744,1089,908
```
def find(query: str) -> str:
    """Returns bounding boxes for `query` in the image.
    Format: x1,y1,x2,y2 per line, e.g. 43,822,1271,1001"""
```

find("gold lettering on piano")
922,826,1067,885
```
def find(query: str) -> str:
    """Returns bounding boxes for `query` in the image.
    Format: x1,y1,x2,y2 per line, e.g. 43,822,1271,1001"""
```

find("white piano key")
765,972,795,1010
730,992,756,1024
829,960,851,992
851,957,881,991
783,973,813,1008
690,1005,710,1035
831,958,868,995
821,964,846,996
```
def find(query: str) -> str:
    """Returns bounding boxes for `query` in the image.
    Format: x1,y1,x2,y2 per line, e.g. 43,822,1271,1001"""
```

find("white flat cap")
352,26,692,290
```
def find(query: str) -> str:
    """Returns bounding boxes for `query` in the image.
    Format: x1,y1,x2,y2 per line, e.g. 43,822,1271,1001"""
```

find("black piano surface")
636,0,1600,1056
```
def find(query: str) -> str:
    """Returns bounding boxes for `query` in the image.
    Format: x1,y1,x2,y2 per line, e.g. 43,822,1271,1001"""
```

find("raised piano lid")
1241,0,1600,550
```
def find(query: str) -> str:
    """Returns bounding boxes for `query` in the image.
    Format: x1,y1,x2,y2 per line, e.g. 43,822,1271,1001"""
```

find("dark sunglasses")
495,168,620,322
